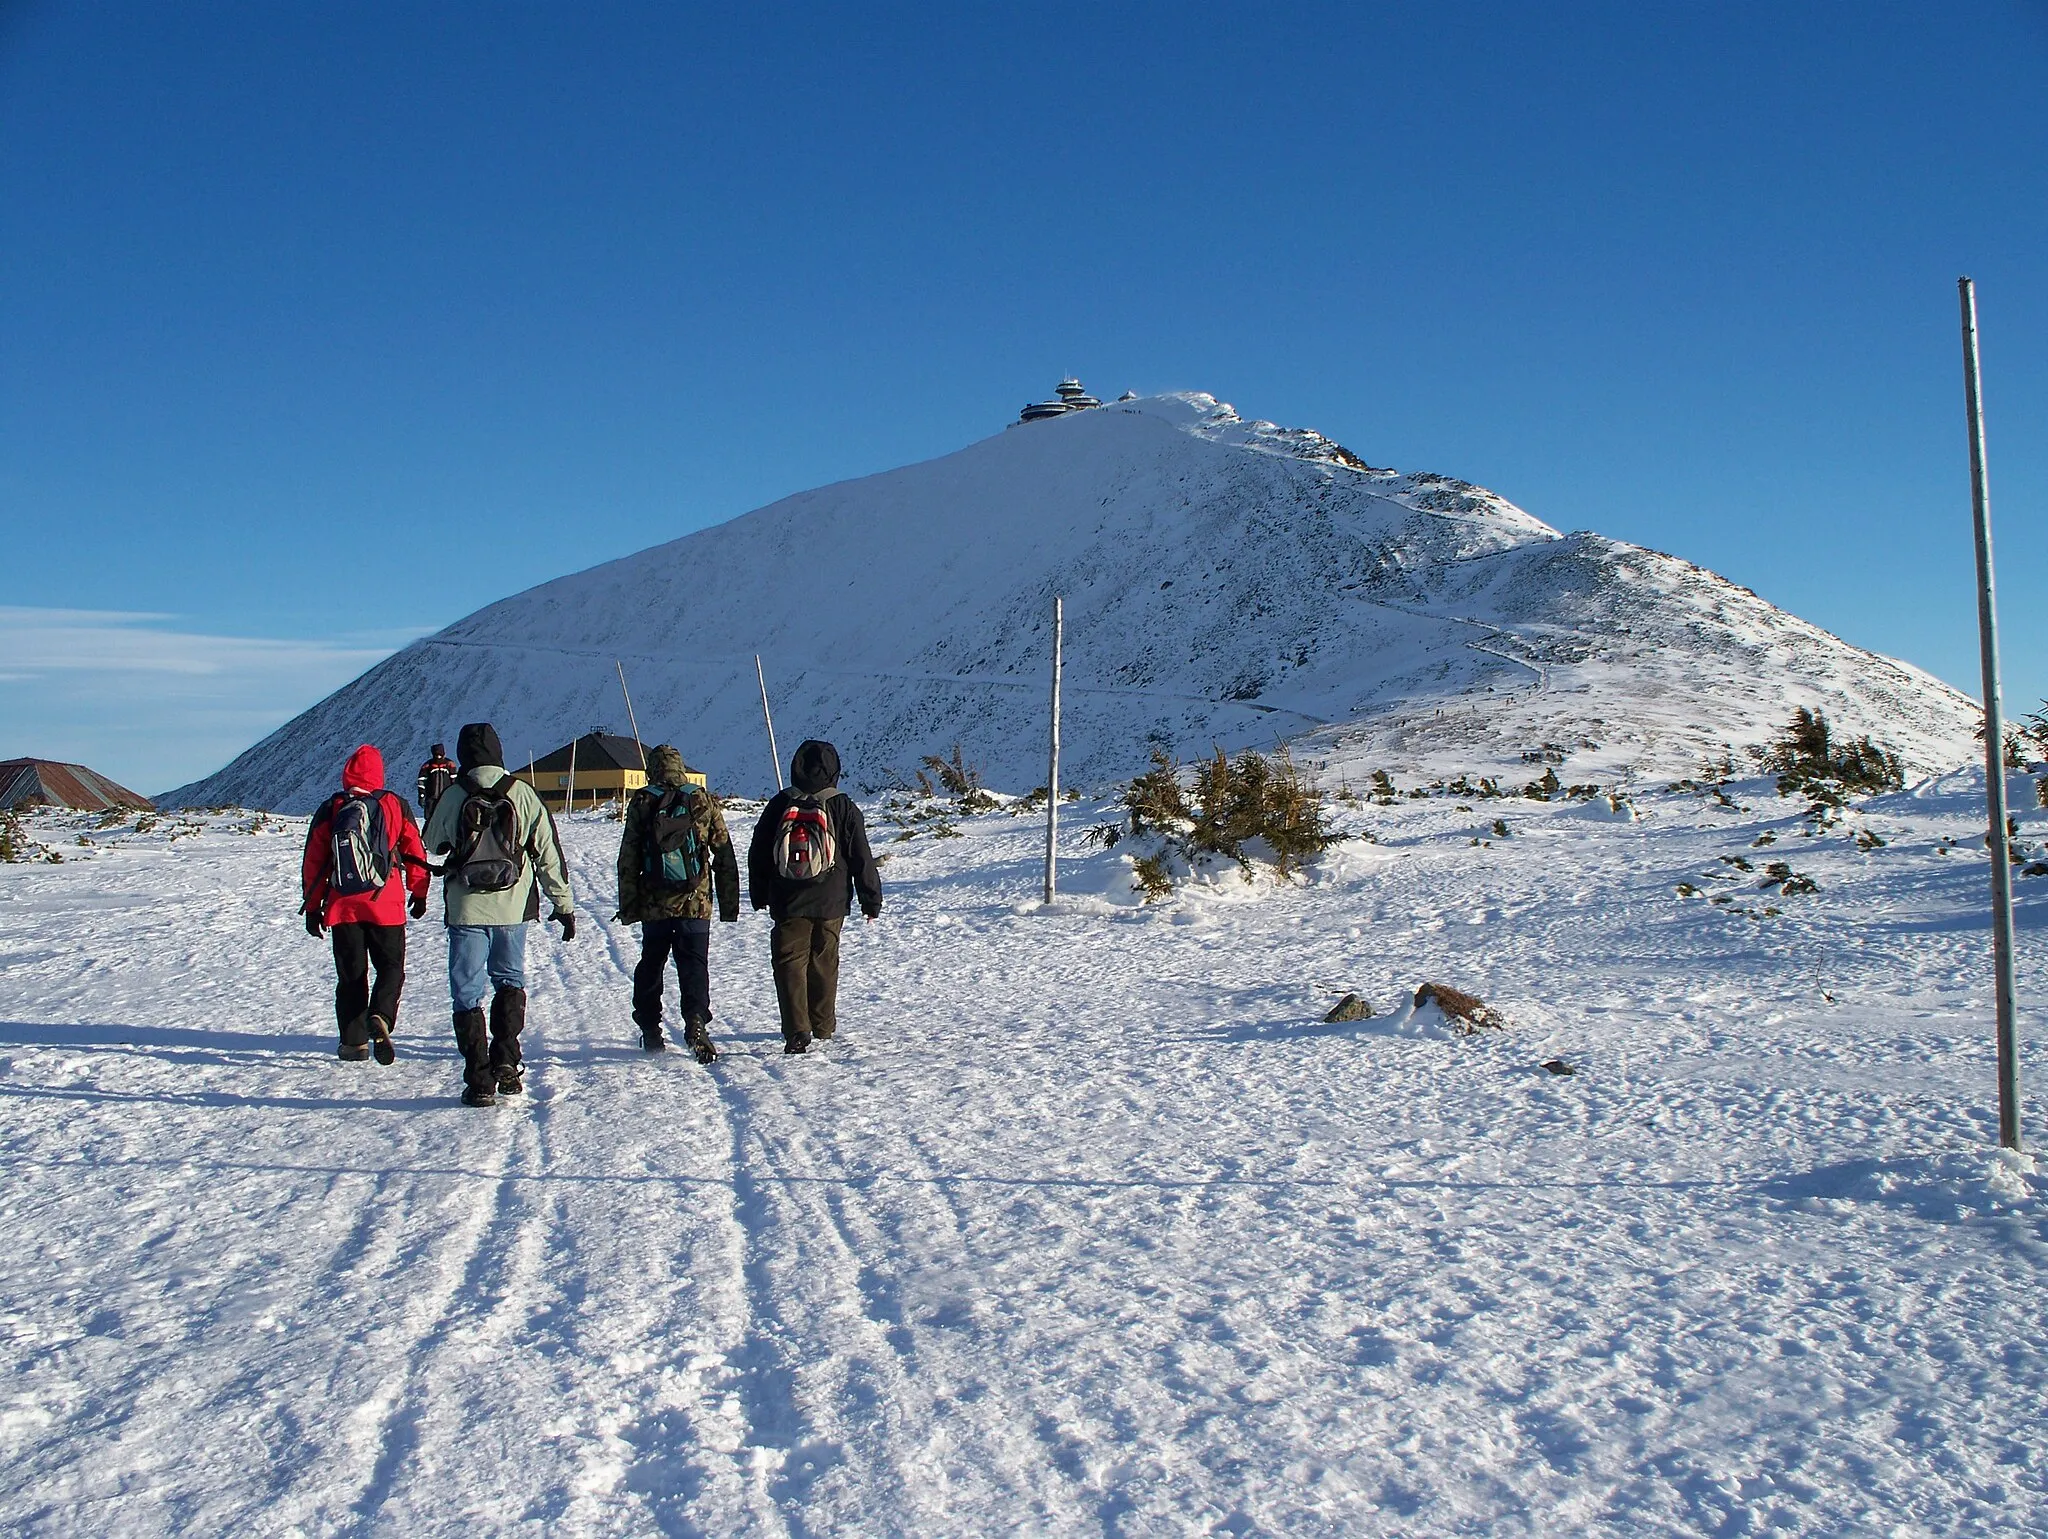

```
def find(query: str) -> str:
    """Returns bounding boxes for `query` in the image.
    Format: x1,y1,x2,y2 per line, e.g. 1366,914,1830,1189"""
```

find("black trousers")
332,922,406,1045
634,918,711,1030
769,916,842,1045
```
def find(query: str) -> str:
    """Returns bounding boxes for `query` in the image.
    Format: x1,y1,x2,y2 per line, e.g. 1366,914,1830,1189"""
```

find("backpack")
772,791,838,882
451,772,525,892
639,785,709,894
329,791,393,897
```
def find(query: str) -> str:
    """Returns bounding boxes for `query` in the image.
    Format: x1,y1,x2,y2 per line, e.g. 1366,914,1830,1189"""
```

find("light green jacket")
422,765,575,927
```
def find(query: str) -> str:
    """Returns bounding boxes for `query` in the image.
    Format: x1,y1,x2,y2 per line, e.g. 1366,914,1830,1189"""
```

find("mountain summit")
169,392,1979,810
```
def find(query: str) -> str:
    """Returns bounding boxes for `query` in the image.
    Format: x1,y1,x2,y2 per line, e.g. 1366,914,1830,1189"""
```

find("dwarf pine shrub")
1120,746,1335,889
1758,708,1903,804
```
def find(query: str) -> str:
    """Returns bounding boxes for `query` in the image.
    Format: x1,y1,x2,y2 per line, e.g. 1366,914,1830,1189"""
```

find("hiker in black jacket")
747,740,883,1053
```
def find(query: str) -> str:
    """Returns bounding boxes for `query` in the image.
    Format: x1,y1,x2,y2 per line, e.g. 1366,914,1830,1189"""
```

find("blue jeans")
447,924,527,1011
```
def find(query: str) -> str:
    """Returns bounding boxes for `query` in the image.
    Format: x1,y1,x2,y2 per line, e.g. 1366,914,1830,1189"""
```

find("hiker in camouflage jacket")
616,744,740,1061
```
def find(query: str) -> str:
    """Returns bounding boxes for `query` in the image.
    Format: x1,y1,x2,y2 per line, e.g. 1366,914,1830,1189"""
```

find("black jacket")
747,740,883,921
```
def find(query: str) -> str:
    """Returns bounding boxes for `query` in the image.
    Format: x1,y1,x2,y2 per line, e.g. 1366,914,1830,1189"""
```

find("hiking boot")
337,1042,370,1062
640,1029,667,1053
783,1036,811,1055
812,1027,835,1043
496,1063,524,1096
683,1019,718,1065
367,1014,395,1066
460,1084,497,1107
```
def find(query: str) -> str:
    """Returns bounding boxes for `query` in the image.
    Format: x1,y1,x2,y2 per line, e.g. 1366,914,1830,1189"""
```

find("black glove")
551,910,577,941
305,910,325,938
720,909,739,924
409,893,427,920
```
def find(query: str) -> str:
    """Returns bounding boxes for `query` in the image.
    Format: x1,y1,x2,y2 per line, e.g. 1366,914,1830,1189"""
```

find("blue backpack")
641,786,709,893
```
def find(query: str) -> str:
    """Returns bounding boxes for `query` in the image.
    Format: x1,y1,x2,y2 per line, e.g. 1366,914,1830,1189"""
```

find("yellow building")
512,732,710,811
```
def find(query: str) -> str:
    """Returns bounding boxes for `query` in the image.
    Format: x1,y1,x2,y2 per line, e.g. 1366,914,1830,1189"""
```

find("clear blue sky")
3,1,2044,793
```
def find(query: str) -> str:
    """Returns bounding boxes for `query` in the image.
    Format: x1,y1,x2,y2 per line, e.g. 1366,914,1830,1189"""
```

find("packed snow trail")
2,781,2045,1535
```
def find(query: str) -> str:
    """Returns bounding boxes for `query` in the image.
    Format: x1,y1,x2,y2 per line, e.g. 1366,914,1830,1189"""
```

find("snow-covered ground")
3,774,2045,1536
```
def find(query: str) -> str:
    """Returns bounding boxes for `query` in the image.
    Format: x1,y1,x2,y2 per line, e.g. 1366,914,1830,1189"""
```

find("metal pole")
1044,595,1063,905
564,733,576,819
616,660,648,775
756,654,784,791
1960,276,2023,1152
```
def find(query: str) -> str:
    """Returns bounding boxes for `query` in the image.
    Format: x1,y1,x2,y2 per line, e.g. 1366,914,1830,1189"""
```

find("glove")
551,910,577,941
305,910,325,938
409,893,427,920
720,909,739,924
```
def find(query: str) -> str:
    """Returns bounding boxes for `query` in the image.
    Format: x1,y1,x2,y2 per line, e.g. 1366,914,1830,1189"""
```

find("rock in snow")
166,392,1981,812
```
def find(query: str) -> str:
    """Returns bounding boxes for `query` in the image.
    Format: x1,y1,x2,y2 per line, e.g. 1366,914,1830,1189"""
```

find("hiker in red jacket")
301,744,430,1063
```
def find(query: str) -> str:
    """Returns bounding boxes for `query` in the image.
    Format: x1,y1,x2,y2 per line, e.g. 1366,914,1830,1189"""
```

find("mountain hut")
0,758,154,813
511,732,705,811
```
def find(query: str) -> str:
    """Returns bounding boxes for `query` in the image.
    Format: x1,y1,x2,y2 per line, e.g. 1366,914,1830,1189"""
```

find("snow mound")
1767,1150,2044,1222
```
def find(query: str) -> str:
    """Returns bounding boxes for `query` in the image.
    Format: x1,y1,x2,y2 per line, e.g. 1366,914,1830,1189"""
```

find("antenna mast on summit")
1958,277,2022,1153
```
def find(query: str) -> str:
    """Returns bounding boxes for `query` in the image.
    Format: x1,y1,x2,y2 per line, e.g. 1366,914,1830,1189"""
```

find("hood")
342,744,384,793
647,744,688,785
457,723,504,772
790,739,840,794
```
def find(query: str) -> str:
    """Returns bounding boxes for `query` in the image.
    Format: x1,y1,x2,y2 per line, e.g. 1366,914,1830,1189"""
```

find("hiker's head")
647,744,687,786
343,744,384,792
790,740,840,794
430,743,445,759
456,723,504,772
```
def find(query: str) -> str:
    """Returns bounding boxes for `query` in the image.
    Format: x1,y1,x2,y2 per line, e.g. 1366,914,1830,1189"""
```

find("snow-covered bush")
1756,707,1902,805
1113,745,1338,898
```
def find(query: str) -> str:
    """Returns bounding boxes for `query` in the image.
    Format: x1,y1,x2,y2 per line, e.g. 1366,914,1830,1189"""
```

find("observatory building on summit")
1015,377,1102,424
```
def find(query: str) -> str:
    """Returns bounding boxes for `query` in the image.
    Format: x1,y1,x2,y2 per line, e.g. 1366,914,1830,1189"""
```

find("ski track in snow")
1,779,2046,1536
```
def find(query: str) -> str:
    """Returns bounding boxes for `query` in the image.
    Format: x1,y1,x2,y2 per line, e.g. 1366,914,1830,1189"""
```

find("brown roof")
0,759,154,812
528,733,648,774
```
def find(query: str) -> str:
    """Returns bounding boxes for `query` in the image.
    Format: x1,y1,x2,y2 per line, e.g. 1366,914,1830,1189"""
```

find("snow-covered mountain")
168,392,1981,810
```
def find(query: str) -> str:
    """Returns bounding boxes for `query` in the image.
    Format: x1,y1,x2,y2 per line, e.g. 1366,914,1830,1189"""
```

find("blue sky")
3,2,2044,793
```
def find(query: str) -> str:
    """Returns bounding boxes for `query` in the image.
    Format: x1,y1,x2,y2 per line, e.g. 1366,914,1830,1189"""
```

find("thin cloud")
0,607,394,678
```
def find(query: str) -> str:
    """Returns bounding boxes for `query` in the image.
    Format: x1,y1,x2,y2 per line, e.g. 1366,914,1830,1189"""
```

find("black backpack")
329,791,393,897
639,785,710,894
451,772,525,892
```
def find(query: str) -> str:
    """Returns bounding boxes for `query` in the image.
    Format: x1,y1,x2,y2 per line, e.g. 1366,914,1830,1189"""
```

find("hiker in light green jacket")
421,722,576,1106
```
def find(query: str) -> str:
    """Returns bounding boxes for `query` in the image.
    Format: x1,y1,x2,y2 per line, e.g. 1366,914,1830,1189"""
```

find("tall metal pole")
1960,276,2023,1152
1044,595,1063,905
616,660,648,775
756,654,784,791
564,735,576,819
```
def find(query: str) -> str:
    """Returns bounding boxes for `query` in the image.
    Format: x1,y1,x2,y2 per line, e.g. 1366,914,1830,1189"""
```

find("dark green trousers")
769,917,842,1045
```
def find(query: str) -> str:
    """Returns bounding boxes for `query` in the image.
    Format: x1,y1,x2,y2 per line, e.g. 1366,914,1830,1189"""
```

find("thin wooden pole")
1044,595,1063,905
1960,276,2023,1152
616,661,648,776
756,654,784,791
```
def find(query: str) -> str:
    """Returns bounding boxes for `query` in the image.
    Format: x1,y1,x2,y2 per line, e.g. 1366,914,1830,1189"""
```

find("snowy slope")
3,778,2045,1535
167,393,1980,812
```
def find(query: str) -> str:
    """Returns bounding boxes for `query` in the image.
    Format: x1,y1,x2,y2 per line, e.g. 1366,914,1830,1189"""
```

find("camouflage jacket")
616,781,740,923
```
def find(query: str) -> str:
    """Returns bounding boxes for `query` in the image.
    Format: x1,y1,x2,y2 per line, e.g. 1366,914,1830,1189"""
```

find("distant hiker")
747,740,882,1053
300,744,430,1064
416,743,459,820
421,722,577,1107
615,744,740,1062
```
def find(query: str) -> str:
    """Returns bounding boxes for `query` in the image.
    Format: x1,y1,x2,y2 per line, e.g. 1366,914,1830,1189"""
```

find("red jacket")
301,745,431,927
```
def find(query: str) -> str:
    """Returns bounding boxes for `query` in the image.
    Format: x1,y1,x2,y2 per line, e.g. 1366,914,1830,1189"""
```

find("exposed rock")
1323,992,1374,1023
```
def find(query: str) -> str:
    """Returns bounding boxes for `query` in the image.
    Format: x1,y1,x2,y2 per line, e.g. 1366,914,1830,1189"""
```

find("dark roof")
0,759,154,812
527,733,648,774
